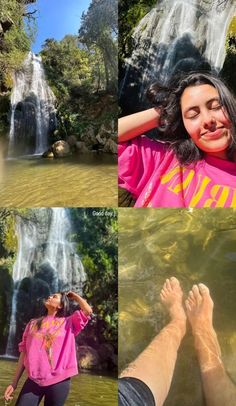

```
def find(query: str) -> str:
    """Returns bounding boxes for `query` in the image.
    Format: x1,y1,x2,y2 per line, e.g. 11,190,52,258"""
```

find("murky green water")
0,155,117,207
119,209,236,406
0,360,117,406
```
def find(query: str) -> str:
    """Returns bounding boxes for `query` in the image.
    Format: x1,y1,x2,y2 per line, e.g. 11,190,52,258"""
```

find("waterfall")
120,0,235,111
45,208,86,291
8,52,56,157
5,208,86,357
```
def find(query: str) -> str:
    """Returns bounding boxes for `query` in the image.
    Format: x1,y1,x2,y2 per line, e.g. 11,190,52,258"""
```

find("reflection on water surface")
0,155,117,207
119,209,236,406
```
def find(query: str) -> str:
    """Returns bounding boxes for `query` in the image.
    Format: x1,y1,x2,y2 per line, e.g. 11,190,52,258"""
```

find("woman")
4,291,92,406
118,72,236,208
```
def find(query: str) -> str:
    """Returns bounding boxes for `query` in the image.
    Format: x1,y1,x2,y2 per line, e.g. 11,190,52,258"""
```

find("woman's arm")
118,107,161,142
4,352,25,400
67,291,92,316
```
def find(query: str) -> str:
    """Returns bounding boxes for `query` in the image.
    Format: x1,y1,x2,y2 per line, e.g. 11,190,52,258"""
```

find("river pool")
119,208,236,406
0,155,117,207
0,360,117,406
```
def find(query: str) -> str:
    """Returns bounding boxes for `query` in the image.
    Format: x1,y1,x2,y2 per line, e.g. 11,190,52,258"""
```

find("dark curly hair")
35,292,70,330
147,72,236,164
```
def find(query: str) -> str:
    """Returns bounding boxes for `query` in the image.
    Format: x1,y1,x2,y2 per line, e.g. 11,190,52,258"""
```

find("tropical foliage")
119,0,156,65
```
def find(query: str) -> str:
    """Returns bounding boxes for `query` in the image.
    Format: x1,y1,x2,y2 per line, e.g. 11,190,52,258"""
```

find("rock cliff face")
120,0,235,113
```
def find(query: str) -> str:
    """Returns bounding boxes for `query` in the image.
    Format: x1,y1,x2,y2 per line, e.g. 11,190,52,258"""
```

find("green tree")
70,208,118,348
79,0,118,92
119,0,156,64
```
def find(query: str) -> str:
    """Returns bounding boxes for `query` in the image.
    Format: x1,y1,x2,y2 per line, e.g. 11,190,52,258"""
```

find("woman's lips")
201,128,226,140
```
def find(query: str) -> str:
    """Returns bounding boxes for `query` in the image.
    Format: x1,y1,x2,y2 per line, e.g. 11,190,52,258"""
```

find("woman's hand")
66,291,79,301
4,384,15,401
67,291,92,316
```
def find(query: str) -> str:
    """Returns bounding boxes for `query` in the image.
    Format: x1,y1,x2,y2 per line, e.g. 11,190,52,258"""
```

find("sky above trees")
27,0,90,53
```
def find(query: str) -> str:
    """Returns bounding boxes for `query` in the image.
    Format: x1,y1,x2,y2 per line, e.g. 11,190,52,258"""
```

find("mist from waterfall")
8,52,56,157
120,0,235,107
5,208,86,357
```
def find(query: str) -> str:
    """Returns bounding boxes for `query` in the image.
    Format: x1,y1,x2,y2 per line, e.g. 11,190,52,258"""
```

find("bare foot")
160,277,186,333
186,284,222,372
185,283,214,333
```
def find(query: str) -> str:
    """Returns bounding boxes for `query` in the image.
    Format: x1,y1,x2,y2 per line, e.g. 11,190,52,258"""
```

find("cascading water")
45,208,86,291
8,52,56,157
120,0,236,112
5,208,86,357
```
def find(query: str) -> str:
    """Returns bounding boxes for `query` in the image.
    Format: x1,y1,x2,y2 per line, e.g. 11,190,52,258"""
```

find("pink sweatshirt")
18,310,90,386
119,136,236,208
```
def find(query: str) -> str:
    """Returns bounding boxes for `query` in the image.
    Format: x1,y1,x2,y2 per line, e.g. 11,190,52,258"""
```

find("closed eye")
186,112,199,119
211,105,221,110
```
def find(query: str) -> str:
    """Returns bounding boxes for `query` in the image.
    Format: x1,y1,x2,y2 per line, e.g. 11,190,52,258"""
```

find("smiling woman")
118,72,236,208
181,84,232,159
4,291,92,406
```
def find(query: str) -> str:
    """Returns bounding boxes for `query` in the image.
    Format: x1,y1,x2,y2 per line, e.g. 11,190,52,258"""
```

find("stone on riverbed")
52,140,70,157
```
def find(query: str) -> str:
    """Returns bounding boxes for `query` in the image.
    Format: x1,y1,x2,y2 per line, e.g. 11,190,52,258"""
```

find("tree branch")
23,10,37,17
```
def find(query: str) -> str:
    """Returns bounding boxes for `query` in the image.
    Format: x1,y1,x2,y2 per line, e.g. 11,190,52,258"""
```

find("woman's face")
181,84,232,159
44,293,62,310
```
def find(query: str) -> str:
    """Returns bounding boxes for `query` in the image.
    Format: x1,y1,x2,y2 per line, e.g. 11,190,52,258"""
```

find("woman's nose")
202,111,216,129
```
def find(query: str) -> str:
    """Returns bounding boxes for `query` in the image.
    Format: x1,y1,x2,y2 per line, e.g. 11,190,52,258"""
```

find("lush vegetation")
0,208,117,370
70,209,117,350
0,0,35,137
0,0,34,81
119,0,156,66
222,16,236,95
40,0,117,144
0,0,118,148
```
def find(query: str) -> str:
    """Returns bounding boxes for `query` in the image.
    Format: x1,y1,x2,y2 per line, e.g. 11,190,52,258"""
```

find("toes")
165,278,171,291
192,284,202,303
160,289,167,299
170,276,180,288
198,283,210,297
160,292,165,301
185,299,192,312
188,296,195,307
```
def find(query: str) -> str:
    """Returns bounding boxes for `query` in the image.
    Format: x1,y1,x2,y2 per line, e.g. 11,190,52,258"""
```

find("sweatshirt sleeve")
118,136,166,199
70,310,91,336
18,321,31,352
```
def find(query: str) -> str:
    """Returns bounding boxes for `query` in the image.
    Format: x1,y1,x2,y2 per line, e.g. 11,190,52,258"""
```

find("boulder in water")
67,135,77,146
77,345,101,370
52,140,70,158
75,141,90,153
97,343,117,369
42,149,54,158
103,139,117,154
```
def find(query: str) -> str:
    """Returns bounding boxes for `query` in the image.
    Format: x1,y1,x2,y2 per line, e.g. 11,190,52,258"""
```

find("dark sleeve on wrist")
118,377,156,406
